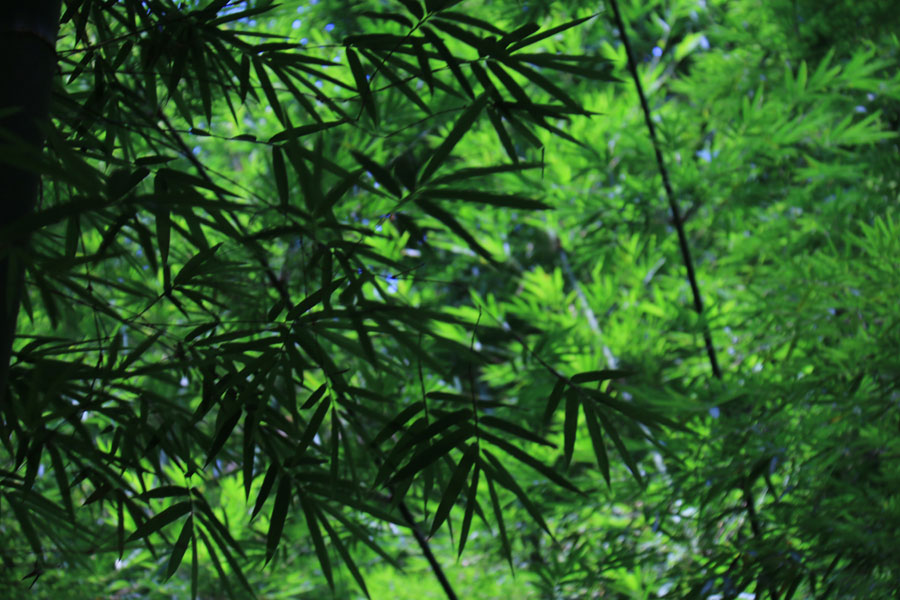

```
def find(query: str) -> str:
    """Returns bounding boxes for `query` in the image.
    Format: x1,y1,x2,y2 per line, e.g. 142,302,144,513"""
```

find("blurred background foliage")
1,0,898,598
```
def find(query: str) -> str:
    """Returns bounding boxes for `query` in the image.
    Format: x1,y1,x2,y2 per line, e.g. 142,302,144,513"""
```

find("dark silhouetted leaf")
265,476,292,564
128,502,192,542
420,93,488,182
164,515,193,581
421,188,550,210
299,493,334,588
396,0,424,20
430,442,478,535
352,151,402,197
346,47,377,125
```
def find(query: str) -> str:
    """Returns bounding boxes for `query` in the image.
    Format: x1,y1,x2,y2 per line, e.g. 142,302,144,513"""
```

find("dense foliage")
1,0,898,598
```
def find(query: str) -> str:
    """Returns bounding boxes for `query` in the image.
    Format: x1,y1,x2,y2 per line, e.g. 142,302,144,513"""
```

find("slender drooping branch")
397,502,460,600
605,0,721,380
605,3,782,598
342,409,460,600
0,1,63,405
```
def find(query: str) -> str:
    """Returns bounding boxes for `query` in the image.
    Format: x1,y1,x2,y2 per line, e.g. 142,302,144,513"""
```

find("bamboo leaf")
346,47,377,125
486,475,512,570
267,120,348,144
164,515,193,581
563,391,579,468
390,427,473,483
352,151,402,197
457,463,480,558
582,400,611,486
421,26,475,99
477,429,581,493
272,145,289,207
253,57,285,124
128,501,193,542
479,415,555,447
360,10,412,28
430,161,542,185
499,23,540,47
593,406,643,485
299,493,334,589
190,523,199,600
542,378,567,424
416,198,497,264
300,383,329,411
420,94,488,182
265,476,292,564
372,402,425,446
486,106,519,163
436,11,505,35
204,404,242,467
508,14,599,52
251,463,279,520
173,243,224,288
500,59,580,108
421,188,550,210
294,396,331,460
396,0,424,20
430,442,478,535
479,452,550,535
319,509,371,598
570,369,634,385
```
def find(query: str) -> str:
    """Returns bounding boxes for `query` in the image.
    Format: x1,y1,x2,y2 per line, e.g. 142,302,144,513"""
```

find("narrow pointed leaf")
420,93,488,183
563,391,579,468
570,369,634,384
542,378,567,424
480,452,550,534
251,463,279,520
396,0,424,20
319,511,371,598
390,427,473,483
128,501,192,541
204,405,242,467
582,400,611,486
299,493,334,588
593,406,643,485
346,48,377,125
266,476,292,564
253,57,284,123
436,11,505,35
508,14,599,52
421,188,550,210
300,383,328,411
372,402,425,446
422,26,474,99
500,22,540,47
457,464,480,557
173,243,224,288
477,429,580,493
486,106,519,163
479,415,555,447
352,151,402,197
190,523,199,600
295,397,330,459
501,59,580,108
272,145,289,207
430,442,478,535
430,162,542,185
267,120,347,144
487,475,513,570
416,198,497,264
164,515,193,581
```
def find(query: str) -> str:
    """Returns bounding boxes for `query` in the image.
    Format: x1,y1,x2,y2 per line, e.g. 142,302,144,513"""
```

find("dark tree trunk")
0,1,62,404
